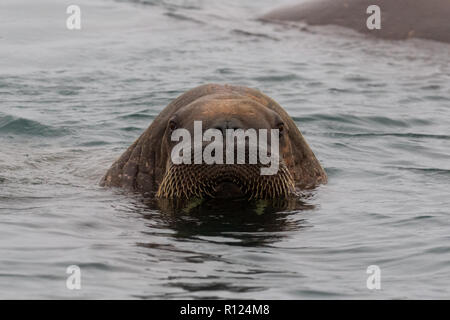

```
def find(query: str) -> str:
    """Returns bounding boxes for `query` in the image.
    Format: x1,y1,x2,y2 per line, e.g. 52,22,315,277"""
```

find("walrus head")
155,95,296,199
101,84,327,200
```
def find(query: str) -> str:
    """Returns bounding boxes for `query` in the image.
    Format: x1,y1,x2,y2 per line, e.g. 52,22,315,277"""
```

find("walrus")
261,0,450,44
101,84,327,199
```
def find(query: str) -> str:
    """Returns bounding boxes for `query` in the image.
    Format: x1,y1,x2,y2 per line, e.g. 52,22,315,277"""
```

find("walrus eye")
277,122,285,136
168,120,178,131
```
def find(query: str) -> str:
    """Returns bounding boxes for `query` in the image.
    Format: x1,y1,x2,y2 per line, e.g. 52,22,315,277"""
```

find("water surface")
1,0,450,299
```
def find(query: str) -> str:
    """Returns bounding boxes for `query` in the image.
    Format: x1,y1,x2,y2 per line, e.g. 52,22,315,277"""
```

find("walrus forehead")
200,101,259,116
176,96,278,124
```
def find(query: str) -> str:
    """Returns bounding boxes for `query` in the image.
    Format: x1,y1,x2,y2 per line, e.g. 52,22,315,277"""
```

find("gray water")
1,0,450,299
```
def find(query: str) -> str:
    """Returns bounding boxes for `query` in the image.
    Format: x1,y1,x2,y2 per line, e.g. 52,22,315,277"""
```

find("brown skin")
261,0,450,43
100,84,327,199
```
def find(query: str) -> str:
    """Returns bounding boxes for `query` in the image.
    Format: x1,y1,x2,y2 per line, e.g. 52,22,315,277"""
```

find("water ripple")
0,114,71,137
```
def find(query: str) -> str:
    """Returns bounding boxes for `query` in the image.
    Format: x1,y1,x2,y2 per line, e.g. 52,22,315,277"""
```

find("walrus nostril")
212,119,244,135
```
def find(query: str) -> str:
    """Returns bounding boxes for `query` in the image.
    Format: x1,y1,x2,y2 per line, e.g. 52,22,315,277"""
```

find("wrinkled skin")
101,84,327,199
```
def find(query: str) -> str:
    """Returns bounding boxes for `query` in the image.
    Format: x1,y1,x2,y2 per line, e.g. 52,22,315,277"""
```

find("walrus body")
261,0,450,43
101,84,327,199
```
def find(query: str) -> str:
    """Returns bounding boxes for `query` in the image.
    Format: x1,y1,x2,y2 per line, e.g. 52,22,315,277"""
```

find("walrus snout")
156,163,296,199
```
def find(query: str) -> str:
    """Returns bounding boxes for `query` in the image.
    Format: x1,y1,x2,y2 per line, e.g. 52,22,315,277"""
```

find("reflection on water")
139,196,314,246
132,195,314,296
